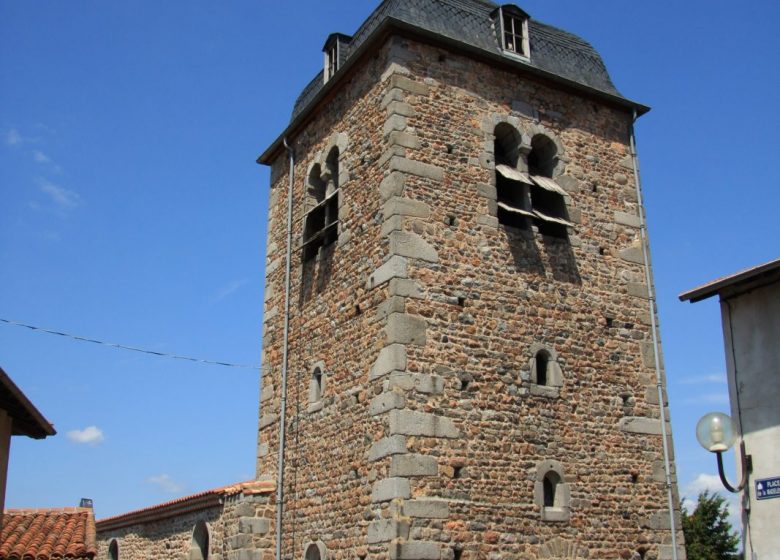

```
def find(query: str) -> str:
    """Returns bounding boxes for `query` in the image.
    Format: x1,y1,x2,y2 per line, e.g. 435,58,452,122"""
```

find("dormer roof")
259,0,648,164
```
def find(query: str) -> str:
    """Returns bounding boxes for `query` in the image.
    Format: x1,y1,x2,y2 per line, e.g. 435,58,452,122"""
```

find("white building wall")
721,281,780,560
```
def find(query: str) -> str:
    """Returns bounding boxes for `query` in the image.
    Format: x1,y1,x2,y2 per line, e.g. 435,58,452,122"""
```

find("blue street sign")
755,477,780,500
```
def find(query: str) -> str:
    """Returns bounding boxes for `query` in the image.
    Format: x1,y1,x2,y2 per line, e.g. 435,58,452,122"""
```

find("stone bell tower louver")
256,2,685,560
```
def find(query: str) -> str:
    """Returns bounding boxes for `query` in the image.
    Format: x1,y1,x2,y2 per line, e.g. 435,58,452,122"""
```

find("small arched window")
535,350,550,386
534,460,571,522
543,471,561,507
108,539,119,560
308,361,326,413
304,541,327,560
305,544,321,560
528,344,563,395
191,521,209,560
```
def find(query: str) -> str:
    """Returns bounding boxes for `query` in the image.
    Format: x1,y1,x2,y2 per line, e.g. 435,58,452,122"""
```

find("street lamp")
695,412,752,493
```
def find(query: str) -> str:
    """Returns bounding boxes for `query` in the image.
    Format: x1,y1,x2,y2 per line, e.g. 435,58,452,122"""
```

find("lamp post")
695,412,752,493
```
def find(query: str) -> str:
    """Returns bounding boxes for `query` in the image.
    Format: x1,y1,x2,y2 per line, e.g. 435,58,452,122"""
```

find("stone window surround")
304,540,327,560
534,459,571,522
527,342,563,398
308,360,327,414
302,132,350,262
485,116,574,237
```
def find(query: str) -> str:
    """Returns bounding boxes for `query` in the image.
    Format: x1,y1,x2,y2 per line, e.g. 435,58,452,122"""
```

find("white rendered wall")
721,281,780,560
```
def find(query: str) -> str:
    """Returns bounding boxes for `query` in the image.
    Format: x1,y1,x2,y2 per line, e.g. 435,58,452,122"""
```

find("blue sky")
1,1,778,522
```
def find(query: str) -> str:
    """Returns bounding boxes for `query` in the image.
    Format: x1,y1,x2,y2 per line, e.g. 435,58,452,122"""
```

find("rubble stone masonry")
96,22,683,560
257,34,684,560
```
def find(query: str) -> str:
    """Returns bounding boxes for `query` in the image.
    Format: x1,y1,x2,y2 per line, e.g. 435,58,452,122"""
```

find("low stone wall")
96,482,275,560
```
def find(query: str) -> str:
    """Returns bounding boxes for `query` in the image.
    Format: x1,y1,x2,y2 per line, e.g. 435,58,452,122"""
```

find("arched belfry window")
494,123,533,230
489,121,574,238
190,521,209,560
303,148,340,261
108,539,119,560
534,460,571,522
527,134,570,237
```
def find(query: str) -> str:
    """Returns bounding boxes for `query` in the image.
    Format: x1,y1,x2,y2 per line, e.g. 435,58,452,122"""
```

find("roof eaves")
257,16,649,166
0,367,56,439
679,257,780,303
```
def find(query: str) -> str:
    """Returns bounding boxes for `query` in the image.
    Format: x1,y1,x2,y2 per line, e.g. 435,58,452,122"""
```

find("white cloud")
679,374,727,385
147,474,185,494
32,150,62,173
682,392,729,405
66,425,105,446
4,128,22,146
214,278,249,302
39,178,82,209
683,473,723,503
33,150,51,163
682,473,741,531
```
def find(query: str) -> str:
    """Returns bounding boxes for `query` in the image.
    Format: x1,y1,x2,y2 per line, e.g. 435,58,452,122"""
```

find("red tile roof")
96,479,275,532
0,507,96,560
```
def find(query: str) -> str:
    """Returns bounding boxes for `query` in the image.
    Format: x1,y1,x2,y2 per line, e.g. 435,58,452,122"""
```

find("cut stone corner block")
388,409,460,438
389,231,439,263
619,416,664,436
367,255,408,290
371,477,411,502
369,344,408,380
385,313,427,346
388,541,441,560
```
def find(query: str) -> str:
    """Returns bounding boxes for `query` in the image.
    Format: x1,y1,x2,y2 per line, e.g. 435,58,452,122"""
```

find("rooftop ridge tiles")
95,479,275,525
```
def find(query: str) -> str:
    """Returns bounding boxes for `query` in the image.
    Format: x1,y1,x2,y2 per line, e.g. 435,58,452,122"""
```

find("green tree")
682,490,740,560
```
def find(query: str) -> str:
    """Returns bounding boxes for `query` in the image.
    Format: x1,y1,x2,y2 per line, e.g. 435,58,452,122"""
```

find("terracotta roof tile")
96,480,275,531
0,508,96,560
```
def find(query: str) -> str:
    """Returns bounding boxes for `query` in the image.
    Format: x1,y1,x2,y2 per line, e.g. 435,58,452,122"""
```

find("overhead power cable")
0,318,259,369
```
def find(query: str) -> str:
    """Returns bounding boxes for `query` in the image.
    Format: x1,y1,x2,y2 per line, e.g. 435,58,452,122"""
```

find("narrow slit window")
305,544,322,560
543,471,561,507
311,367,323,403
535,350,549,386
191,521,209,560
108,540,119,560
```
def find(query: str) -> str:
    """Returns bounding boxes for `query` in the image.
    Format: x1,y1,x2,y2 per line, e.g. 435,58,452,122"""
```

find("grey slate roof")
291,0,624,122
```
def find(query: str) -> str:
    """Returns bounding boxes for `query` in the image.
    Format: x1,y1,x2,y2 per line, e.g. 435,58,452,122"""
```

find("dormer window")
323,33,351,83
327,44,338,79
498,6,529,58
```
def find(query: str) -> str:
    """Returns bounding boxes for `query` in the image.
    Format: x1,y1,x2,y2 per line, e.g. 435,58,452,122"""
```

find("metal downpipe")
276,137,295,560
629,112,679,560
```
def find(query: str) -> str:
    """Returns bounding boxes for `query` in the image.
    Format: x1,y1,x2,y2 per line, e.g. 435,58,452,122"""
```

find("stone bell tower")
256,2,684,560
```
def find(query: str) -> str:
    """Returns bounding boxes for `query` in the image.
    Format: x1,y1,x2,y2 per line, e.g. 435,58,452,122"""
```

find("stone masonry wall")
257,36,399,560
259,32,683,560
96,489,275,560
